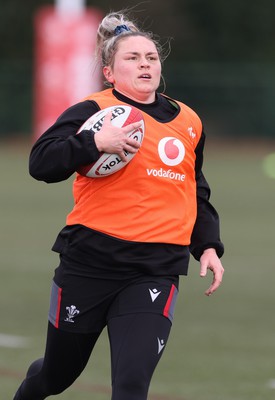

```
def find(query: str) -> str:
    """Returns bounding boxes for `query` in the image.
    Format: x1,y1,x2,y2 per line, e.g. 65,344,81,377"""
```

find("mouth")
138,74,151,79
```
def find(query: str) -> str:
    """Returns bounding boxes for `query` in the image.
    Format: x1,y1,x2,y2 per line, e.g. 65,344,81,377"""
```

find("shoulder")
56,100,100,124
82,88,114,102
161,94,202,121
56,89,114,123
160,94,203,133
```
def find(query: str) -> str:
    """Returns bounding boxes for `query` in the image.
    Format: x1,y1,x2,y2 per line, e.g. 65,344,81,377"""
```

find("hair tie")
114,24,131,36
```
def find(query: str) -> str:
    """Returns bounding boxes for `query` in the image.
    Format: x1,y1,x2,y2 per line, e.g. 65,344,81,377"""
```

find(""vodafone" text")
146,168,186,181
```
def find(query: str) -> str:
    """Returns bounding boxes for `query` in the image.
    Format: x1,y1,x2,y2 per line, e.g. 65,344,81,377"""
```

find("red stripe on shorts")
163,284,176,319
55,287,62,328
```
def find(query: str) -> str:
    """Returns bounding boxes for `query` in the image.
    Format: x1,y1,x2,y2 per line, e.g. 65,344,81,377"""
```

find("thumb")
200,259,208,277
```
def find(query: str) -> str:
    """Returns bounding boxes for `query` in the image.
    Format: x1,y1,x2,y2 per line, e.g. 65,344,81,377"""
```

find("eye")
147,56,158,61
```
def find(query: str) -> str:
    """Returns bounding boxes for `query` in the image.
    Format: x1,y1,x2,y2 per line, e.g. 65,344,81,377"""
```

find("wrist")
202,248,217,255
93,132,103,152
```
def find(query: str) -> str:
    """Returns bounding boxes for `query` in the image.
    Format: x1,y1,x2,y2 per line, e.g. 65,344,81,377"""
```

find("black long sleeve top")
29,89,224,276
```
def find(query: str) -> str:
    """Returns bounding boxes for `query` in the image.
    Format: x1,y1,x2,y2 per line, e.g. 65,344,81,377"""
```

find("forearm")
190,172,224,260
29,100,100,183
29,130,100,183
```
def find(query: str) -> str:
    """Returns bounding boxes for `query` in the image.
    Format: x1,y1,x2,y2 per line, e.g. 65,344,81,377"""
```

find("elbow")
29,159,55,183
29,160,43,181
29,161,73,183
29,165,50,182
29,149,46,181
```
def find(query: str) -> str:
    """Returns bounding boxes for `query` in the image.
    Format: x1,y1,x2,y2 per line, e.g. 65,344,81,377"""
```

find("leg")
13,322,100,400
108,313,172,400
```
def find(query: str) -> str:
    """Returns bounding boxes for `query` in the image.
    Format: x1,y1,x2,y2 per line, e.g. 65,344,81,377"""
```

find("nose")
139,57,150,68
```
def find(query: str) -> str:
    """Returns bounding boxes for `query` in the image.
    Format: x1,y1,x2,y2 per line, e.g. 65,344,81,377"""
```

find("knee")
26,358,44,378
27,358,67,396
41,373,74,396
27,359,73,396
112,372,149,400
41,364,83,396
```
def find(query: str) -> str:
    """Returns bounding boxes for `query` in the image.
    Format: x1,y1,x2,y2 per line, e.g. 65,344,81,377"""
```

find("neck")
113,88,156,104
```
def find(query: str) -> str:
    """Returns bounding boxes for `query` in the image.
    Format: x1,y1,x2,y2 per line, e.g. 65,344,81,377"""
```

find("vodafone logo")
146,136,186,182
158,137,185,166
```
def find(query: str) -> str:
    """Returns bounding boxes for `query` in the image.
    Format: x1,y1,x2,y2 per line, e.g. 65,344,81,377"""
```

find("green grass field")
1,137,275,400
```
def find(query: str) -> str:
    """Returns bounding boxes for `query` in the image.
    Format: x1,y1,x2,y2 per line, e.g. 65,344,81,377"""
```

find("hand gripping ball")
77,105,145,178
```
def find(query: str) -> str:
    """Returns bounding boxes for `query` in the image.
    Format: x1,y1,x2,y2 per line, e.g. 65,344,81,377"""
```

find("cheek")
155,63,162,76
113,68,134,86
117,65,132,77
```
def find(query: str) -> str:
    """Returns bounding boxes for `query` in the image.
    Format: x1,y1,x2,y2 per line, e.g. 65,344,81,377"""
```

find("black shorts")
48,255,179,334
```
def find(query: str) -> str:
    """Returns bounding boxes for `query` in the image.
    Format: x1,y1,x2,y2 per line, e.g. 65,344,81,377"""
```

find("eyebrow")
124,51,158,56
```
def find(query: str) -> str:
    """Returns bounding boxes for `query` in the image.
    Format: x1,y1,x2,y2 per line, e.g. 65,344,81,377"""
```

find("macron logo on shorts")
157,337,165,354
149,288,161,302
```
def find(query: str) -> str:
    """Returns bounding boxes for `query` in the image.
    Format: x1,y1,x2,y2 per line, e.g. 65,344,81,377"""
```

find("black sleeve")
29,100,101,183
189,132,224,260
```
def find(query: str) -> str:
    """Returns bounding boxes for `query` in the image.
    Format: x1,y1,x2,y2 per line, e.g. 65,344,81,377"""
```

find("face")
103,35,162,104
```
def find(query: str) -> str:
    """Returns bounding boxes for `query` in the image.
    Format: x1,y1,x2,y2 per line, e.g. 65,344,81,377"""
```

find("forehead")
116,35,158,53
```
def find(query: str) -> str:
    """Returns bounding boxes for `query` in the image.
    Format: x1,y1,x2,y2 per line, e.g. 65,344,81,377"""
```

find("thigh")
49,255,133,333
42,322,100,378
108,313,173,400
18,322,100,399
107,275,179,323
106,275,179,400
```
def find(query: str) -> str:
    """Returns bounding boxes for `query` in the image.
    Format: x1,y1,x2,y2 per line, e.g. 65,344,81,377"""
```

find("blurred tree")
0,0,50,59
1,0,275,62
175,0,275,62
0,0,274,136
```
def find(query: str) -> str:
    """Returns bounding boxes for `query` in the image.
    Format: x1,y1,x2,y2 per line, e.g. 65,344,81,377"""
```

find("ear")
103,66,115,84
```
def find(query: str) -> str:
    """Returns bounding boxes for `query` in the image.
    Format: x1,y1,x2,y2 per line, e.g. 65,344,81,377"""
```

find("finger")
126,137,141,149
118,143,139,162
200,261,208,277
102,110,113,125
204,268,224,296
117,135,141,161
123,121,142,133
117,150,128,162
205,278,222,296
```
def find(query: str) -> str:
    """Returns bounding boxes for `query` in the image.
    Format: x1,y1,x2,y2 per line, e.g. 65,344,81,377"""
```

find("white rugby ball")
77,105,145,178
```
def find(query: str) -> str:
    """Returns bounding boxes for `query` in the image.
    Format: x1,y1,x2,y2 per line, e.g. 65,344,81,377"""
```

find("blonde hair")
96,11,167,68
